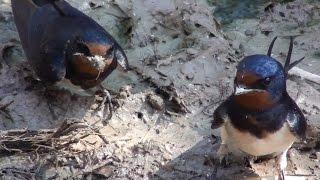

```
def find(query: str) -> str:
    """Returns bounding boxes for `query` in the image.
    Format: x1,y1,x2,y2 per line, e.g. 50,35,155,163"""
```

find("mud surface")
0,0,319,179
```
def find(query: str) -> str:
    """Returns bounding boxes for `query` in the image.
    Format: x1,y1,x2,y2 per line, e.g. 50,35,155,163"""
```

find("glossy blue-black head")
62,17,129,89
233,37,305,110
66,19,129,72
235,55,286,100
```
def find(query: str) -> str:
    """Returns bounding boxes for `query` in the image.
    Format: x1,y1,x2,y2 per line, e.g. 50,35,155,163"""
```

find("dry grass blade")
0,118,106,156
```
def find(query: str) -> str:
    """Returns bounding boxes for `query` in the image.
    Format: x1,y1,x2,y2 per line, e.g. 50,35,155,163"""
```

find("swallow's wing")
211,98,231,129
47,0,129,73
286,98,307,140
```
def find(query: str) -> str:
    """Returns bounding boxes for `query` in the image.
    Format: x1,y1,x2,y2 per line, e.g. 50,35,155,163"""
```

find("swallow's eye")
263,77,271,86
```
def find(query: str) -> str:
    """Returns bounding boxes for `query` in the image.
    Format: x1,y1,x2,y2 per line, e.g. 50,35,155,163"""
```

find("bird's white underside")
218,119,296,157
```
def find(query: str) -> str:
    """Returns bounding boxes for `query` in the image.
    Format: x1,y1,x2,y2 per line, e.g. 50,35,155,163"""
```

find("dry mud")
0,0,319,179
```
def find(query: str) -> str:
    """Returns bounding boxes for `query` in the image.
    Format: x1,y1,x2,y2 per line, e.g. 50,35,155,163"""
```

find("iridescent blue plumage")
211,37,307,179
237,55,284,79
237,54,286,102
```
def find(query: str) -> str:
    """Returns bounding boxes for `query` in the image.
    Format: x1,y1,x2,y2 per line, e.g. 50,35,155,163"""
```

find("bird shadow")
152,136,259,180
0,62,95,130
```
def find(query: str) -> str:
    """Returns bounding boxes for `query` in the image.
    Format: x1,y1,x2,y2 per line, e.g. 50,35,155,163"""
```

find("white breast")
224,121,296,156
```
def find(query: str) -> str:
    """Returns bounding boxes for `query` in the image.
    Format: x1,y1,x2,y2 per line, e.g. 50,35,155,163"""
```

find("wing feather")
286,98,307,140
211,99,230,129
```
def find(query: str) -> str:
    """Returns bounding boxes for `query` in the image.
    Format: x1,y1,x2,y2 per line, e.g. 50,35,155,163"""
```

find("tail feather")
284,36,305,77
11,0,38,54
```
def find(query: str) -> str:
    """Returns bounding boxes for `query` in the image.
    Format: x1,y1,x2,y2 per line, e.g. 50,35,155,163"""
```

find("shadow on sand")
153,136,259,180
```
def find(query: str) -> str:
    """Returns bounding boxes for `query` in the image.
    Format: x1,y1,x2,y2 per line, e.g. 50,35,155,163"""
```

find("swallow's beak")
234,86,263,95
235,87,254,95
115,47,129,72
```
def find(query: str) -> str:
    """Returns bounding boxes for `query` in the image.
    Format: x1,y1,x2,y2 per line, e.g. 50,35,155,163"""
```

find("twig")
0,118,110,156
289,67,320,84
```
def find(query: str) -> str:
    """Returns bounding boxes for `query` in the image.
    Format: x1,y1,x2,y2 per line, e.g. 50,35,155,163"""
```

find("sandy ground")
0,0,319,179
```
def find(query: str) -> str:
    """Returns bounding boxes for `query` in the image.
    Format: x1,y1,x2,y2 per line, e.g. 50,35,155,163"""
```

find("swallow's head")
64,34,129,89
234,55,286,110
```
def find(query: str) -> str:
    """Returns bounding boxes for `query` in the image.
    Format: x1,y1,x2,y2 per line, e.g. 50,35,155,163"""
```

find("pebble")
309,152,317,159
317,152,320,160
186,48,199,55
119,85,132,99
146,94,165,111
119,91,128,99
244,29,256,37
186,73,194,80
93,166,114,178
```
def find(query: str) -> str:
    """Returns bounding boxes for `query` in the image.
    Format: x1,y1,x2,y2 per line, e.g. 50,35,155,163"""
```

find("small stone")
91,103,99,110
119,91,127,99
309,152,317,159
186,48,199,55
244,29,255,37
316,152,320,160
95,96,104,101
279,11,285,17
186,73,194,80
118,85,132,99
146,94,165,111
163,152,172,161
260,24,273,35
92,166,114,178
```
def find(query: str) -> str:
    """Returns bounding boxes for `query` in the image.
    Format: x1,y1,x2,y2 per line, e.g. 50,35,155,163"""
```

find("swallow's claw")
94,88,114,122
103,89,114,121
219,155,232,167
244,156,255,168
216,144,232,167
276,150,288,180
278,170,285,180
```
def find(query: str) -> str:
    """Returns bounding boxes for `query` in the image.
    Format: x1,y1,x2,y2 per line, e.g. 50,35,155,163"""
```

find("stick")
289,67,320,84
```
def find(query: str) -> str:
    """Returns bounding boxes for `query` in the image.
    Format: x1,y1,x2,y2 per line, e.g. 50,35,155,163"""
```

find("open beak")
115,47,130,72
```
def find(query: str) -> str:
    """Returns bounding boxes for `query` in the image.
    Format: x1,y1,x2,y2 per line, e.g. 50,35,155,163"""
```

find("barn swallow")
11,0,129,119
211,37,307,180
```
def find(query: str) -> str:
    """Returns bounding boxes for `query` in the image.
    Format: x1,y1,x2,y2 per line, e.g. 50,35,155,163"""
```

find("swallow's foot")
278,170,285,180
94,89,114,122
216,144,232,167
276,150,288,180
219,154,232,167
244,156,256,168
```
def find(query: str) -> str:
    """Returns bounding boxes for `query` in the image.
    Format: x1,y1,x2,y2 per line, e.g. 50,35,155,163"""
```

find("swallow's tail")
283,36,305,76
267,36,278,56
11,0,39,53
266,36,305,77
